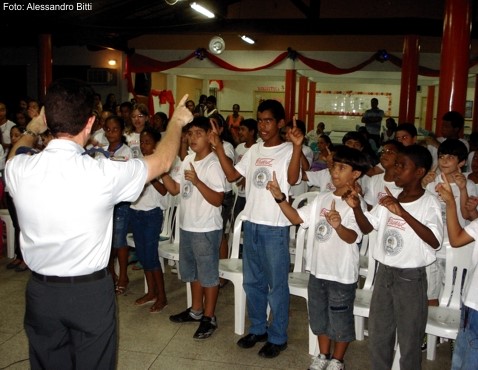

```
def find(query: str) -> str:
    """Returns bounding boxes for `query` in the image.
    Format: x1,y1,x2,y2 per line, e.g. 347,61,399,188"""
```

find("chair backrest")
290,191,320,241
439,242,474,309
170,204,180,244
292,226,307,272
160,195,178,240
362,231,378,290
229,210,245,259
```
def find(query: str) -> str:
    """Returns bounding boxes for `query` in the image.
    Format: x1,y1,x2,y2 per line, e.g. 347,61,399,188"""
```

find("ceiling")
2,0,477,51
2,0,477,86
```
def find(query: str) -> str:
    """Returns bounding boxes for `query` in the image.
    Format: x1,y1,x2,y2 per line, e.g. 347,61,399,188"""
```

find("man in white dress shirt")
5,78,192,370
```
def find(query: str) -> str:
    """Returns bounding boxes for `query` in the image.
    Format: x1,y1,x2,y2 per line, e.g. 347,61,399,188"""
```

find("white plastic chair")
288,226,318,356
353,232,376,340
358,233,369,278
425,243,474,360
0,209,15,259
218,211,245,335
157,204,192,307
289,192,319,264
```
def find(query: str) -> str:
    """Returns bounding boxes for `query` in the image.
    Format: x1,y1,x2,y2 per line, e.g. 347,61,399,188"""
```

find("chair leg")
233,283,246,335
427,334,438,361
186,282,192,308
355,316,365,341
308,327,318,356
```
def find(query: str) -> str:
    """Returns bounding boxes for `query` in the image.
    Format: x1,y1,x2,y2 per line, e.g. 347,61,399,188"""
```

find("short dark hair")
257,100,285,122
381,139,404,152
44,78,95,136
141,126,162,143
438,138,468,162
206,95,217,105
240,118,258,139
119,101,133,111
333,146,370,177
342,131,367,147
443,111,464,130
395,123,417,137
185,116,211,132
400,144,433,174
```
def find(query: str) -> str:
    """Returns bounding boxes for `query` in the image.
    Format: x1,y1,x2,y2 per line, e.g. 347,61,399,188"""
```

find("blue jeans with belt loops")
242,221,290,345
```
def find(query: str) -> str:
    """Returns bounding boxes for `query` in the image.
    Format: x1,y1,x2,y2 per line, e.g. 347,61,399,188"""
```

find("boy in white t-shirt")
437,174,478,370
233,118,257,220
161,116,225,340
267,145,370,370
424,139,476,306
351,144,443,370
210,100,303,359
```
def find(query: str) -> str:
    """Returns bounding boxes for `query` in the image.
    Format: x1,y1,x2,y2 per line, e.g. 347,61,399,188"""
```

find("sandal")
150,300,168,313
134,294,156,306
115,285,128,295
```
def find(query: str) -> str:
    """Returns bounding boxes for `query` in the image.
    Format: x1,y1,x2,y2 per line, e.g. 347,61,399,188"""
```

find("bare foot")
134,294,156,306
150,299,168,313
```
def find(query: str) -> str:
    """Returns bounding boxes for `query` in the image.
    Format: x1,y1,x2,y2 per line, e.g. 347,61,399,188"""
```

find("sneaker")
193,316,217,339
326,359,345,370
309,354,330,370
169,308,202,323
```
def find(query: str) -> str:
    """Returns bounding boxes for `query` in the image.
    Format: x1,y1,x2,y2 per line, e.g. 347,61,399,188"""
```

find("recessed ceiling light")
108,59,117,66
190,2,215,18
240,35,255,45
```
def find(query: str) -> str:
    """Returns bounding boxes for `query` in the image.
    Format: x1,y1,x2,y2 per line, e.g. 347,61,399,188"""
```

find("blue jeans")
130,207,163,271
452,305,478,370
242,221,290,345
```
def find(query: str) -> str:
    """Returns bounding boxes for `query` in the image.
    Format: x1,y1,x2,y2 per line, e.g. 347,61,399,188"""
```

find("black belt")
32,268,109,284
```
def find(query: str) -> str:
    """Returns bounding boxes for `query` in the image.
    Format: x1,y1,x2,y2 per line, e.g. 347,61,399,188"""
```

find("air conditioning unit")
87,68,117,85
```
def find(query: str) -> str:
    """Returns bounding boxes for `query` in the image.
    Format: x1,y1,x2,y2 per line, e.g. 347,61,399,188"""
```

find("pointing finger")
177,94,189,107
331,199,335,211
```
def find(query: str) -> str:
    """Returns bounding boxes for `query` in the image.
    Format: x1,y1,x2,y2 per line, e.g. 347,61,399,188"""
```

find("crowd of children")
4,90,478,370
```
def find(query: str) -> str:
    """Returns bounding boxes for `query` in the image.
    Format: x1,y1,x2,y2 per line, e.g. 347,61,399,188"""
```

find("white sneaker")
326,359,345,370
309,354,330,370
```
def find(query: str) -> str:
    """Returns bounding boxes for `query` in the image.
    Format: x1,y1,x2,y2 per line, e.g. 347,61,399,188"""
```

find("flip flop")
115,285,128,295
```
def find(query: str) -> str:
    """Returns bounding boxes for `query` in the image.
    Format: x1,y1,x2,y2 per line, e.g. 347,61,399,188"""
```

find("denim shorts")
452,305,478,370
308,275,356,342
112,202,131,249
179,229,222,287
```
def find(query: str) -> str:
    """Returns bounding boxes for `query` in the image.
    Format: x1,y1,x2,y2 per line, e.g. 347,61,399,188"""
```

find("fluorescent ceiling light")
190,2,215,18
240,35,255,45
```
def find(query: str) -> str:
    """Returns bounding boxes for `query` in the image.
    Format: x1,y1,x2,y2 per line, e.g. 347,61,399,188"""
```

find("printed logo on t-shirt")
315,219,332,242
182,180,193,199
377,191,388,201
131,146,141,159
326,182,336,191
383,228,404,256
252,167,271,188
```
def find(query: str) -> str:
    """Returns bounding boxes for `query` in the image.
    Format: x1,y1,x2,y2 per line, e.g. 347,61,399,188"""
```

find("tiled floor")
0,257,452,369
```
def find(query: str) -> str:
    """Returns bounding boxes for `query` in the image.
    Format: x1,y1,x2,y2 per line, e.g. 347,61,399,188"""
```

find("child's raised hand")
421,166,437,188
452,172,467,190
208,120,222,149
325,199,342,229
288,117,304,147
465,196,478,212
266,171,283,199
184,163,199,186
379,186,404,216
342,184,361,209
435,173,455,204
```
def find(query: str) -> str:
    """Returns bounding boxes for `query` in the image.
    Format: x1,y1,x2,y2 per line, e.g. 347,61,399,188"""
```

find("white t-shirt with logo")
298,191,362,284
235,141,297,227
305,169,335,193
426,176,477,259
364,173,401,207
125,132,142,159
172,151,225,232
366,191,443,268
